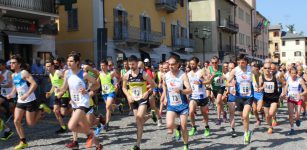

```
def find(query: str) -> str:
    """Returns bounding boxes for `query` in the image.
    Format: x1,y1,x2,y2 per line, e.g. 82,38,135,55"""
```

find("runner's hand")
6,94,12,100
46,92,52,98
57,91,64,99
20,93,29,101
79,88,87,95
172,88,181,94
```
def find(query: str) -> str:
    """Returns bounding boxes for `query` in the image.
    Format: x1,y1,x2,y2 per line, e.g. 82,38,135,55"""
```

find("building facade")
280,33,307,65
268,25,283,63
0,0,58,64
56,0,192,64
189,0,237,62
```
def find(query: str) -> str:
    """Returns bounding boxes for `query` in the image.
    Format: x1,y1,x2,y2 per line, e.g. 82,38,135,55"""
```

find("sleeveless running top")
127,69,147,101
188,69,207,99
209,66,224,90
50,70,69,97
99,71,115,94
165,70,188,111
13,71,36,103
234,66,254,98
67,69,90,108
1,70,15,98
287,77,302,102
262,74,279,99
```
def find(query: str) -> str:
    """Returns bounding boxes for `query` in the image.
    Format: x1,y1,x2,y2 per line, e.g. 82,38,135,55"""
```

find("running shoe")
151,110,158,123
174,127,181,141
128,110,134,116
86,132,94,148
104,123,110,131
65,140,79,149
204,128,210,137
267,127,273,134
215,119,222,125
183,144,189,150
55,126,67,134
223,111,228,123
231,130,237,137
296,120,301,127
248,112,252,119
188,127,197,136
118,103,124,114
302,111,306,119
272,119,277,127
95,124,103,136
39,103,51,114
131,145,140,150
14,142,28,150
243,131,251,145
96,144,103,150
280,100,284,108
157,118,163,127
1,130,14,141
288,129,295,135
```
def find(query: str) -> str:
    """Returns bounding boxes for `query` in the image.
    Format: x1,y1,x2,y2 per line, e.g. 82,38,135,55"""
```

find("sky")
257,0,307,35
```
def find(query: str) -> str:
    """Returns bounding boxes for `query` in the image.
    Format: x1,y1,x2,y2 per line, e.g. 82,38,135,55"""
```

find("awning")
141,50,160,59
245,55,264,62
171,51,193,60
116,48,140,58
5,31,42,45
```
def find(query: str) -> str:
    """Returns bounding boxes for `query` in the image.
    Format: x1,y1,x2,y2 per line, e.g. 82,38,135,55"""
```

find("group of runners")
0,52,307,150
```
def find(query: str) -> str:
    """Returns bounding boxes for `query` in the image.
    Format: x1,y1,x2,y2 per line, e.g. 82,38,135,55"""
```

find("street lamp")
194,26,211,62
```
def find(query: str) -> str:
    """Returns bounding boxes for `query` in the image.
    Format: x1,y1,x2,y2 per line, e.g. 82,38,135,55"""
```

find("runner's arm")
58,70,69,97
84,72,100,91
1,71,12,88
299,79,307,97
182,73,192,95
226,69,235,87
21,70,37,97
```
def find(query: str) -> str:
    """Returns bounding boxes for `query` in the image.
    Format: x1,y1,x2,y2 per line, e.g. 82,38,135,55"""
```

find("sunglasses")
263,67,271,70
211,62,218,64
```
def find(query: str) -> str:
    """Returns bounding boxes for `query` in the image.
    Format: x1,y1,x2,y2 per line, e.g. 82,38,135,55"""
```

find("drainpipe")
251,8,255,60
186,0,189,38
234,0,237,61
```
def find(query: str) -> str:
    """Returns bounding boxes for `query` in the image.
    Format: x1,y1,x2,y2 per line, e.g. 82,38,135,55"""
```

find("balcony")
218,19,238,34
253,27,261,36
222,45,235,53
113,25,163,48
173,38,195,49
0,0,56,13
155,0,177,13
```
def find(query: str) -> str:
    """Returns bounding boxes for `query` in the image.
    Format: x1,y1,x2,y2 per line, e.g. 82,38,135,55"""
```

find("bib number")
264,82,275,93
288,91,300,102
239,82,251,96
71,92,81,104
131,87,142,101
169,93,182,106
214,77,224,86
102,84,110,94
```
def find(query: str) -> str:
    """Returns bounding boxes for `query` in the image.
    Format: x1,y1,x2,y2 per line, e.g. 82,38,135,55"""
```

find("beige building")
189,0,269,62
268,25,283,63
280,33,307,65
189,0,237,62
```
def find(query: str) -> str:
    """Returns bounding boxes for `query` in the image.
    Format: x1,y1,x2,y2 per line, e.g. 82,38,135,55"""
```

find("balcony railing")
0,0,56,14
114,25,162,44
253,27,262,36
222,45,235,53
219,19,239,33
173,38,195,48
155,0,177,13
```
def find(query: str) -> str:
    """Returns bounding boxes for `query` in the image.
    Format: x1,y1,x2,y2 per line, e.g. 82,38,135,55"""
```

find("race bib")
1,88,7,96
239,82,251,96
214,77,224,86
288,91,300,102
192,83,200,92
264,82,274,93
71,91,81,103
102,84,110,94
17,87,26,98
131,87,142,101
169,93,182,106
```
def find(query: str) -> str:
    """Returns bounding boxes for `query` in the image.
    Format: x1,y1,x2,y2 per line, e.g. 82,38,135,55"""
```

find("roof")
269,25,282,30
281,32,307,39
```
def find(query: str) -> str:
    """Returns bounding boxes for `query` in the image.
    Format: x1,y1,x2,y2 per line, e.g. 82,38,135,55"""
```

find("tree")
286,24,295,33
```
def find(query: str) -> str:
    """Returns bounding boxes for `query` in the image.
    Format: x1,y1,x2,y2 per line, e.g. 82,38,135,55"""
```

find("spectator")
31,57,44,74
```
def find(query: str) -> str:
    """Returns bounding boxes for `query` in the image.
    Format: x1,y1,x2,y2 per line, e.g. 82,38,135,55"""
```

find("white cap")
144,58,150,63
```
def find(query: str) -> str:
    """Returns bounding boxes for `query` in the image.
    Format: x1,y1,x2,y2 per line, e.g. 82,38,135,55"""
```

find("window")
161,21,166,37
275,43,278,50
238,7,244,20
114,9,128,40
296,40,300,45
245,12,251,24
273,31,279,37
282,52,286,57
294,51,301,56
282,41,285,46
67,8,78,31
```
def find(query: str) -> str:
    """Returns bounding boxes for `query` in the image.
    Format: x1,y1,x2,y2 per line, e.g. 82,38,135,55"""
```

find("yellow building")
56,0,192,64
268,25,282,63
